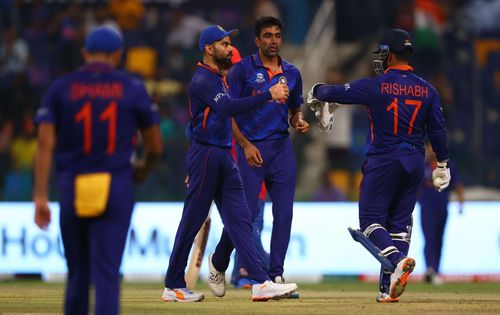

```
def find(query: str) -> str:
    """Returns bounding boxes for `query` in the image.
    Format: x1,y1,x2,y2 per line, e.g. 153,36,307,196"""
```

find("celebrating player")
211,16,308,294
162,25,297,302
308,29,450,302
33,26,163,315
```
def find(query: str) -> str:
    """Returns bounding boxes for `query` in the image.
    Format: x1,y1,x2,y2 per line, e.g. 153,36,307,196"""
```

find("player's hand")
269,82,289,100
34,198,51,230
432,161,451,192
132,160,148,184
306,83,325,106
310,101,341,134
293,118,310,133
185,175,190,188
243,142,263,167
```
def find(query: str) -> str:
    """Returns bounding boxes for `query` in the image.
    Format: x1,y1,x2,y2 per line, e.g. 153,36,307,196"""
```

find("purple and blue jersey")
227,52,303,141
35,62,160,174
314,65,449,161
187,62,272,148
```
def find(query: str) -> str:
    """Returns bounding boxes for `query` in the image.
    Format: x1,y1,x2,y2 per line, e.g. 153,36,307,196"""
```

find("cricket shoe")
162,288,204,302
376,292,400,303
208,253,226,297
251,280,298,302
274,276,300,298
389,257,416,298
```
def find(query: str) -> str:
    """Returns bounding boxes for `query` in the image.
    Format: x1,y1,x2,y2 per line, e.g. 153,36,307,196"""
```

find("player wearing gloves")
308,29,450,302
306,86,340,133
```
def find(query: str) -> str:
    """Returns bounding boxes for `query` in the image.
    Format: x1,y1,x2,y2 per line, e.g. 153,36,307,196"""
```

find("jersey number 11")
75,101,117,155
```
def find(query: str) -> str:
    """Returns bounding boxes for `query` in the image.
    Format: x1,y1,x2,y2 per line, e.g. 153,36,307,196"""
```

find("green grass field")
1,279,500,314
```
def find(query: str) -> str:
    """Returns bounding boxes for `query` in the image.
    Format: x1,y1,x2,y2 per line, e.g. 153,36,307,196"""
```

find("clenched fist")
269,82,289,100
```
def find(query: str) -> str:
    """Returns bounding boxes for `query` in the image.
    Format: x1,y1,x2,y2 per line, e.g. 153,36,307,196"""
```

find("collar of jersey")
252,52,289,71
384,65,414,73
197,61,222,76
80,62,115,72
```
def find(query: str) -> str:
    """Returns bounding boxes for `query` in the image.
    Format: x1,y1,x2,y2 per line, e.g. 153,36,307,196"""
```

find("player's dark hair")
393,49,412,62
255,16,283,37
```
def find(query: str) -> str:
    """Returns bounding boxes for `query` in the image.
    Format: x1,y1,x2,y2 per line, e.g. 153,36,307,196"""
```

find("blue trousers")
420,198,448,272
58,171,134,315
230,198,270,285
165,143,269,288
359,149,424,234
220,137,296,279
358,148,423,293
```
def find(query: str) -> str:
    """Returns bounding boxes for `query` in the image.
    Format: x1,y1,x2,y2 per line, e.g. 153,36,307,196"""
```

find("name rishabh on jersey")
315,65,448,162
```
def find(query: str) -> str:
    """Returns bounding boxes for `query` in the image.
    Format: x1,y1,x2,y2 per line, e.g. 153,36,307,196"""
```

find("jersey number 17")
386,98,422,135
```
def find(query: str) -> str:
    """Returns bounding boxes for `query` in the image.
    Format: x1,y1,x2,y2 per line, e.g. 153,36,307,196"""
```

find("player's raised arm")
193,80,288,117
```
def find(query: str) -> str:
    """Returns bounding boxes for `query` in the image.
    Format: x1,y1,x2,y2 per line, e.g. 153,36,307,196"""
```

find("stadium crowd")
0,0,498,201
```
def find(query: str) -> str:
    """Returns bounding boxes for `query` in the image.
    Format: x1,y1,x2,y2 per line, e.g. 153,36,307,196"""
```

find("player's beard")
214,51,233,70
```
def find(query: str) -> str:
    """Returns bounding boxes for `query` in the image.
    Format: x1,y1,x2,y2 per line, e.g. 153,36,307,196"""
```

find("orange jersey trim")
384,65,414,74
202,107,211,130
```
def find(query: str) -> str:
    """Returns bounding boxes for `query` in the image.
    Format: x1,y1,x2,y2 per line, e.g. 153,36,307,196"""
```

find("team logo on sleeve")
344,83,350,90
255,73,265,83
279,76,287,85
213,93,226,102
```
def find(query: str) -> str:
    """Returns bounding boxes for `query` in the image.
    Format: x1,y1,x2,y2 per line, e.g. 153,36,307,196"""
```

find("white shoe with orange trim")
274,276,300,299
376,292,400,303
251,280,297,302
162,287,204,302
389,257,416,298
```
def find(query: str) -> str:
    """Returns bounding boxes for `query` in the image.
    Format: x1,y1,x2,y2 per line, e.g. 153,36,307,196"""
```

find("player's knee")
390,232,411,244
362,223,386,238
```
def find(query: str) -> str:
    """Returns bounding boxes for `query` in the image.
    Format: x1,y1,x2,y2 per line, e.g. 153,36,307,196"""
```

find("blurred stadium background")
0,0,499,284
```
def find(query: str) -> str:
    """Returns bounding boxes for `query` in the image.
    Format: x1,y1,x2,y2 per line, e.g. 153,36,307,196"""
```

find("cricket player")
309,29,450,302
33,26,163,315
419,143,464,285
210,17,309,292
162,25,297,302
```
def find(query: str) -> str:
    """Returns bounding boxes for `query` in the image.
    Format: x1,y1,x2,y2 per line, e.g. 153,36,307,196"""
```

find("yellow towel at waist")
74,172,111,218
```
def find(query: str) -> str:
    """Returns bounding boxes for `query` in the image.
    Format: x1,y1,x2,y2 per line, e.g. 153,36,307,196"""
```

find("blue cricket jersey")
227,52,303,141
187,62,272,148
314,65,449,161
35,62,161,174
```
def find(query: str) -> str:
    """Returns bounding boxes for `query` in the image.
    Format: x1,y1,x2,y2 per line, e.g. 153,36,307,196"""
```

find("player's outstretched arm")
33,123,56,230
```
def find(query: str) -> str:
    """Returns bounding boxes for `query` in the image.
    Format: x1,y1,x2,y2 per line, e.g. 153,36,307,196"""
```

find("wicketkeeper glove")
306,84,341,133
432,161,451,192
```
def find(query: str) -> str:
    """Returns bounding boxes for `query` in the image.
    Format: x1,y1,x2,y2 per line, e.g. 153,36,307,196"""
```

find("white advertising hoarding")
0,202,499,277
